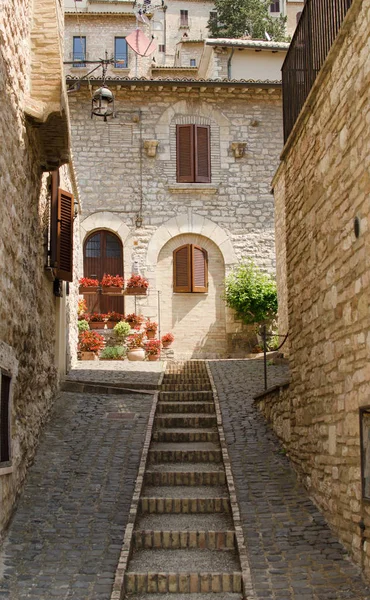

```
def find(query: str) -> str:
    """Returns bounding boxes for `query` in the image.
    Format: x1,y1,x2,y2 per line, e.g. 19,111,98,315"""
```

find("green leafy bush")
78,319,89,333
113,320,131,341
224,260,278,325
100,346,126,360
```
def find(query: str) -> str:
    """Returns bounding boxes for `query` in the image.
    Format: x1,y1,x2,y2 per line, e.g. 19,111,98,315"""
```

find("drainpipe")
227,47,235,79
163,5,167,65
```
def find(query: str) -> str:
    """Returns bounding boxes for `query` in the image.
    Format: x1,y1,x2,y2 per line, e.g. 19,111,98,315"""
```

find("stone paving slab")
0,390,153,600
209,358,370,600
66,361,165,389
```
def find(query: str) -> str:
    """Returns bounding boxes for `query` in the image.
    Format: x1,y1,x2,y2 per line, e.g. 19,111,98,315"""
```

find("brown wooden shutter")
191,245,208,292
0,373,11,463
176,125,194,183
50,170,60,267
55,188,74,282
173,244,191,292
194,125,210,183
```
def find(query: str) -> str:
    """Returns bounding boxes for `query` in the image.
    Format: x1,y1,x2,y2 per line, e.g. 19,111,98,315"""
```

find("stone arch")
146,213,237,267
156,100,230,129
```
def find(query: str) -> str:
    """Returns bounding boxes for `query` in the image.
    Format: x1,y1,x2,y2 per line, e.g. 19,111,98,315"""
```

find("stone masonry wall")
70,85,282,356
270,0,370,577
0,0,79,537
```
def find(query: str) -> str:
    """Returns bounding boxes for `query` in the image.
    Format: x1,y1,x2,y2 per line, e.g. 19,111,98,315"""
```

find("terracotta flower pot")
80,351,98,361
162,341,172,348
146,330,156,339
79,286,99,295
127,348,146,361
89,322,105,329
102,286,123,295
125,287,147,295
148,353,160,361
106,321,118,329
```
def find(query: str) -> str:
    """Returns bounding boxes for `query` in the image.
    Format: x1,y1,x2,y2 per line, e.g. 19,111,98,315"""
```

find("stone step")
136,513,234,532
139,497,230,514
162,376,210,383
156,402,215,414
132,529,236,550
145,468,226,487
124,593,242,599
161,383,212,392
143,486,228,498
125,571,242,595
152,428,219,443
148,442,221,464
159,391,214,402
154,414,217,428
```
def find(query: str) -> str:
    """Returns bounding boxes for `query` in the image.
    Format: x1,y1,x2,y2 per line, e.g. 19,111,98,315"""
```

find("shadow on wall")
190,320,229,359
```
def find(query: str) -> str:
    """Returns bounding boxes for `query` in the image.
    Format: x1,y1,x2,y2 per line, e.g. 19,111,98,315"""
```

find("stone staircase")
123,361,244,599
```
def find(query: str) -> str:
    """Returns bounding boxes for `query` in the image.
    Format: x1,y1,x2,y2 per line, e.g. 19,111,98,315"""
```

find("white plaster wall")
231,50,285,81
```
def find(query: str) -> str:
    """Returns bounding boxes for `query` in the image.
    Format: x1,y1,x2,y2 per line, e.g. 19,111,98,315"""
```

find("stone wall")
70,84,282,356
270,0,370,577
0,0,79,538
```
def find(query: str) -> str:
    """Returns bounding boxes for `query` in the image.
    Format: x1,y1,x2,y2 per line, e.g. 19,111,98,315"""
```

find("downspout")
163,5,167,65
227,47,235,79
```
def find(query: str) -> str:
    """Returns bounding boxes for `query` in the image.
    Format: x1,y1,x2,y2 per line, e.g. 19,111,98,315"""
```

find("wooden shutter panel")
50,170,60,267
191,245,208,293
195,125,210,183
173,244,191,292
55,188,74,282
177,125,194,183
0,373,11,463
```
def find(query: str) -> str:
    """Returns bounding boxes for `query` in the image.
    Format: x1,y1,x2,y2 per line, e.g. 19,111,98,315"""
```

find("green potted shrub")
101,273,124,295
144,320,158,339
78,330,105,360
79,277,99,295
145,339,161,361
78,319,89,333
125,274,149,295
100,346,126,360
113,320,131,342
126,332,145,361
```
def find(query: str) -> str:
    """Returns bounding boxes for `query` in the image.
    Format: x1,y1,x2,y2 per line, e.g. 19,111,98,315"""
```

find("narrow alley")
0,360,369,600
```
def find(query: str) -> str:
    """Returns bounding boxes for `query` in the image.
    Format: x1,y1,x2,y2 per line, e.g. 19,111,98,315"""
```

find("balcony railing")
282,0,352,142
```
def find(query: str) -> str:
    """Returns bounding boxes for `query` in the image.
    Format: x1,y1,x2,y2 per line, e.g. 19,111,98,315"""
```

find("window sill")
0,464,13,476
168,184,218,195
173,292,208,295
111,67,130,73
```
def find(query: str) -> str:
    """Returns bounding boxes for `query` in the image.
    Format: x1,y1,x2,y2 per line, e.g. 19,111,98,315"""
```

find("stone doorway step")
111,361,253,600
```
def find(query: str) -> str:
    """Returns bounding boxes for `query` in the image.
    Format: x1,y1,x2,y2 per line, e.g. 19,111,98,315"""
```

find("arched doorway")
83,230,124,314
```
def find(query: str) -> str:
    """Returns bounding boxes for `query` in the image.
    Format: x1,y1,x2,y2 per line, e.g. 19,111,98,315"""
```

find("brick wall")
269,0,370,576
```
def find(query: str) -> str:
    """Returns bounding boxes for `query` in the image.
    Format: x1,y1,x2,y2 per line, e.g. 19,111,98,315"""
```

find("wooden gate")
83,230,124,314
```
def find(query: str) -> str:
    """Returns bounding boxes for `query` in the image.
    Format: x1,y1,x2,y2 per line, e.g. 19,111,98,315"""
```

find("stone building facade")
0,0,80,537
258,0,370,579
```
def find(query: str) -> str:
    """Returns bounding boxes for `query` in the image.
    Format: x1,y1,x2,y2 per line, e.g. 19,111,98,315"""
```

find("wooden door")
83,230,124,314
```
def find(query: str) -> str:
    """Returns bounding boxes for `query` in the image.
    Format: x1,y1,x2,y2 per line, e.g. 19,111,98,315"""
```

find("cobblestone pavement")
0,390,153,600
66,361,164,388
209,359,370,600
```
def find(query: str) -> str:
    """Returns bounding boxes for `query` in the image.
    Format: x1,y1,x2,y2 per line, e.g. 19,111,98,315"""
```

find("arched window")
173,244,208,293
83,230,124,313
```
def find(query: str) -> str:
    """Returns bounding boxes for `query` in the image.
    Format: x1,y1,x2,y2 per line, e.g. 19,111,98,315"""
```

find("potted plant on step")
78,319,89,333
78,330,105,361
88,313,107,329
126,332,145,361
145,339,161,361
78,299,88,320
79,277,99,295
125,313,144,330
100,346,126,361
144,320,158,339
161,332,174,348
106,311,124,329
125,274,149,295
113,320,131,342
101,273,124,295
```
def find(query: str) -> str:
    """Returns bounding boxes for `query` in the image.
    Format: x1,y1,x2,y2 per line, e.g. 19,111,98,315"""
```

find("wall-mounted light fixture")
91,85,114,121
135,214,143,228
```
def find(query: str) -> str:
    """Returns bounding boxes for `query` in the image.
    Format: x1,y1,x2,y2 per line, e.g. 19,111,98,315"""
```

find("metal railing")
261,325,288,390
282,0,352,141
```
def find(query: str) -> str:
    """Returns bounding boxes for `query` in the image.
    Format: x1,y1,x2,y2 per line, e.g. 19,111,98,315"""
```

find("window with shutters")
176,124,211,183
180,10,189,27
173,244,208,293
0,371,11,465
50,171,74,283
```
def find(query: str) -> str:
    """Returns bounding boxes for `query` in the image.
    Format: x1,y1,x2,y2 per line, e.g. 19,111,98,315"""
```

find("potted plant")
78,330,105,360
78,299,88,320
106,311,124,329
125,274,149,295
144,320,158,339
79,277,99,295
161,332,174,348
125,313,144,330
78,319,90,333
100,346,126,360
113,320,131,342
126,332,145,361
88,313,107,329
145,339,161,361
101,273,124,295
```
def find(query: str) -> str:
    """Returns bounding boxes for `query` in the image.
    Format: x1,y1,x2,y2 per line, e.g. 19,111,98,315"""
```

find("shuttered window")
176,125,211,183
173,244,208,293
0,372,11,464
50,171,74,283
